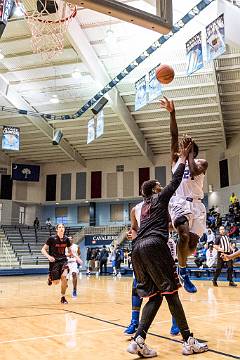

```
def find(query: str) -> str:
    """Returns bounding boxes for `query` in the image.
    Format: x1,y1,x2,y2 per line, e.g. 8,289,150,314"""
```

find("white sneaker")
182,336,208,355
127,335,157,358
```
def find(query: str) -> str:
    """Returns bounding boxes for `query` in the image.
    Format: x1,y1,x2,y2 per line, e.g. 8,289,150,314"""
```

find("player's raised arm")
159,96,178,164
130,207,138,240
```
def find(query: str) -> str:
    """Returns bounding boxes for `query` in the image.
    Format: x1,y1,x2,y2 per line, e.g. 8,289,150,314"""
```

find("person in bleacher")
206,228,215,245
33,217,39,230
212,226,237,287
206,244,218,268
229,192,237,205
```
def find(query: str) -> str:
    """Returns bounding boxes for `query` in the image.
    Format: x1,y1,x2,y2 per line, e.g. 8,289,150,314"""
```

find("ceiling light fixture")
50,94,59,104
72,68,81,79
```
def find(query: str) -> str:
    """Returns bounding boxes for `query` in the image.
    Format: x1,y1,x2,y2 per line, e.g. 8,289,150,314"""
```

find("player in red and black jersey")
41,223,71,304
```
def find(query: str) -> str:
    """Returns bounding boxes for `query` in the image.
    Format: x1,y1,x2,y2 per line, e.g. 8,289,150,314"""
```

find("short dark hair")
141,179,158,197
193,142,199,158
56,223,65,230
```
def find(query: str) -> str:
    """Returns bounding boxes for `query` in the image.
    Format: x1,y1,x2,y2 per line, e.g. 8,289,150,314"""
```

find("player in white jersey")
124,197,180,336
160,97,208,293
66,237,82,298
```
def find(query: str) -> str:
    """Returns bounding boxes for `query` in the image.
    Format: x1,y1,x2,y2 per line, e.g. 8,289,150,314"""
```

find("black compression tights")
134,292,191,342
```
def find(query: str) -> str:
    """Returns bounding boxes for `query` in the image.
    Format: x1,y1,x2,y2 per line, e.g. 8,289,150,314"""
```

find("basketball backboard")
71,0,172,34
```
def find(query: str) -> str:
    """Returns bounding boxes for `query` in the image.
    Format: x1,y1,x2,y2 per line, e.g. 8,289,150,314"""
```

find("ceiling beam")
67,16,154,164
0,75,86,167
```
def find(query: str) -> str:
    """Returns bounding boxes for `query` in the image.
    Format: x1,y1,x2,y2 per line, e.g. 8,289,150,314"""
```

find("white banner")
206,14,225,62
87,118,95,144
96,110,104,139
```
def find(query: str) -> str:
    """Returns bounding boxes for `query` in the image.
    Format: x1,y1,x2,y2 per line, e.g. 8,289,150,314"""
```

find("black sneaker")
229,281,237,287
212,279,218,287
60,296,68,304
47,277,52,286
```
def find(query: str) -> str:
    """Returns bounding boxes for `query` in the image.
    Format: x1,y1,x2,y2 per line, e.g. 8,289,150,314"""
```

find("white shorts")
68,261,78,275
169,196,206,237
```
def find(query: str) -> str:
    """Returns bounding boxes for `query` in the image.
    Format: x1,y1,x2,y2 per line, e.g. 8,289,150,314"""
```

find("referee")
212,225,237,287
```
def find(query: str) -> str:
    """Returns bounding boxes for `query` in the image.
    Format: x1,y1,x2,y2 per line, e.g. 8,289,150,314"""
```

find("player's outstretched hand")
179,136,192,160
159,96,175,113
221,253,230,261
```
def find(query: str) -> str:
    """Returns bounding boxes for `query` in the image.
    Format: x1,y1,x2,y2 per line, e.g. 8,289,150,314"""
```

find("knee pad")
174,215,188,228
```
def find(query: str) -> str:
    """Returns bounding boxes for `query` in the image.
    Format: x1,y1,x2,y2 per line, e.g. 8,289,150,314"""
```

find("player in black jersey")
127,138,208,357
41,223,71,304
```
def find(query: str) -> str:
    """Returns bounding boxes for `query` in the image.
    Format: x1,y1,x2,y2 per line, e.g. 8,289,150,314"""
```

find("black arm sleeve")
215,236,220,246
158,163,185,203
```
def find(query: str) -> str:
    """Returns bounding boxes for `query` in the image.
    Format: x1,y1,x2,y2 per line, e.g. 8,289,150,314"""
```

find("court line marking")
64,309,240,360
0,326,117,345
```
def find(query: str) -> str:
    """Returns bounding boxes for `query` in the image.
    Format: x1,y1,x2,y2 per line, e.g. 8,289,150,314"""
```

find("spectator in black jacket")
99,245,109,275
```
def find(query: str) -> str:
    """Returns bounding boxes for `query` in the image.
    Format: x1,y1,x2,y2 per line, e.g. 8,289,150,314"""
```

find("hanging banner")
148,66,162,102
87,118,95,144
186,32,203,75
135,75,147,111
12,163,40,182
2,126,20,151
206,13,225,62
96,110,104,139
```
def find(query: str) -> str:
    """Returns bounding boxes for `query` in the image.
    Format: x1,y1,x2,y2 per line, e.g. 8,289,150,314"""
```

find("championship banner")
12,163,40,182
135,75,147,111
2,126,20,151
148,66,162,102
96,110,104,139
85,234,118,246
186,32,203,76
206,14,225,62
87,118,95,144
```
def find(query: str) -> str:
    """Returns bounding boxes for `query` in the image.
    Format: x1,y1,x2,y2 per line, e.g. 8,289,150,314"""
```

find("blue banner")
186,32,203,76
135,75,147,111
12,163,40,182
148,66,162,102
206,14,225,62
2,126,20,151
85,234,118,246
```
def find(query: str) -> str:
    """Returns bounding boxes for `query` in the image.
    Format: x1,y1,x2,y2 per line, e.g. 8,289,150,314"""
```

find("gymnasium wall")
206,132,240,214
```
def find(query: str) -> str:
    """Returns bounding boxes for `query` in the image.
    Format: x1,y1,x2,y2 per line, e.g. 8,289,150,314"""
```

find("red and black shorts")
49,258,69,281
132,236,180,298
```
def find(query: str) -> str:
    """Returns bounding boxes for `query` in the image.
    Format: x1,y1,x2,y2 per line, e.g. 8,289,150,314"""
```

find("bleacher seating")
2,225,82,268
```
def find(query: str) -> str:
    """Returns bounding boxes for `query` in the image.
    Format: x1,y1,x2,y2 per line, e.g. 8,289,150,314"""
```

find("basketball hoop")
16,0,77,61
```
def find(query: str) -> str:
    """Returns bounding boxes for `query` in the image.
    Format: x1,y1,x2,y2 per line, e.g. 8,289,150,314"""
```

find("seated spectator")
33,217,39,230
194,243,208,268
199,232,207,243
230,192,237,205
228,224,239,239
207,228,215,245
206,244,218,268
46,218,52,228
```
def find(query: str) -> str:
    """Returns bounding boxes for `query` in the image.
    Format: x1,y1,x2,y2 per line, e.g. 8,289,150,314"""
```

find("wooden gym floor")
0,275,239,360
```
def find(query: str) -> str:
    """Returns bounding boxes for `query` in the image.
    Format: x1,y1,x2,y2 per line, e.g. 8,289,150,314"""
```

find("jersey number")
183,169,190,179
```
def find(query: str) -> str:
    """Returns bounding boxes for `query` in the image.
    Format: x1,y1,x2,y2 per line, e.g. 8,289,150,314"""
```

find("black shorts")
132,237,180,298
49,259,68,281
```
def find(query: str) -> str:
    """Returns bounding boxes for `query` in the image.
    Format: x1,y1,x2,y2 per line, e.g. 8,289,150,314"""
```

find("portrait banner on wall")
148,65,162,102
135,75,147,111
206,13,225,62
2,126,20,151
186,32,203,75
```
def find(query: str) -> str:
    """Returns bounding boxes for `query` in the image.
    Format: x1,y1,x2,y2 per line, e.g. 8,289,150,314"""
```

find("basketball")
155,64,175,84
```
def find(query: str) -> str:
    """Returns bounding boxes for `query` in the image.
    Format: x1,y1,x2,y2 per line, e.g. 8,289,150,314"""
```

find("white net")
17,0,76,61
